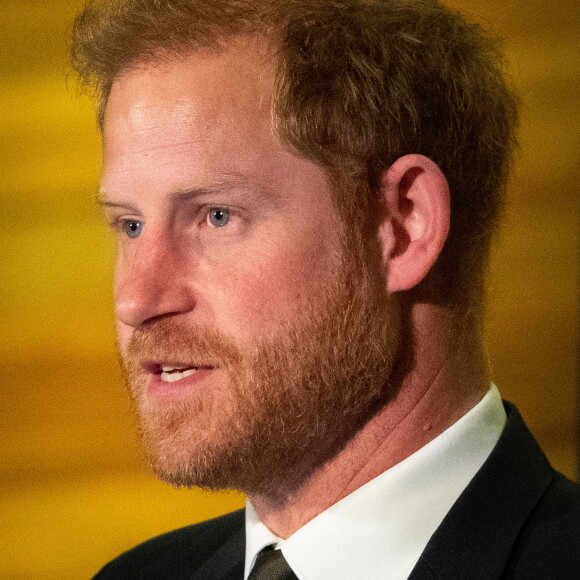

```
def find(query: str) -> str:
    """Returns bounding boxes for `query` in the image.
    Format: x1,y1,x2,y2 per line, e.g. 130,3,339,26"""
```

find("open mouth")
160,366,200,383
144,363,215,383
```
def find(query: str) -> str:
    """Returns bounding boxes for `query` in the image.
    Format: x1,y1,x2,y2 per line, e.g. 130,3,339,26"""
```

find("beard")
121,229,401,499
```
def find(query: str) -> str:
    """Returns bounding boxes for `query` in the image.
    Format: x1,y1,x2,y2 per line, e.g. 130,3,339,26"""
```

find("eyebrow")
97,172,271,210
96,195,138,212
171,172,272,202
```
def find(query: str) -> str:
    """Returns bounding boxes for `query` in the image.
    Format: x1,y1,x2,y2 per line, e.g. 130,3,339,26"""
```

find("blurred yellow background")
1,0,578,578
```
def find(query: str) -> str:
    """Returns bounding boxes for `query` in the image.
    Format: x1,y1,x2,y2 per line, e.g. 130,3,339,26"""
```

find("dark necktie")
247,546,299,580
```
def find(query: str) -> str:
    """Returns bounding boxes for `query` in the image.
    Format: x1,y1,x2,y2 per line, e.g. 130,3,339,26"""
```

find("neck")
247,302,489,538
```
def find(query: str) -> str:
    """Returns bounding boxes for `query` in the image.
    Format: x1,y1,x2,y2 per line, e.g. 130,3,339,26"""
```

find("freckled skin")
101,39,344,355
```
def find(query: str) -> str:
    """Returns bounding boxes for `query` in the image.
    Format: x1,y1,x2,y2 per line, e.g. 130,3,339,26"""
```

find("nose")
114,234,196,328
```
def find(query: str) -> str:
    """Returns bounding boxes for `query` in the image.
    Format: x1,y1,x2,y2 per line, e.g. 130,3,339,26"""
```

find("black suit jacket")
94,403,580,579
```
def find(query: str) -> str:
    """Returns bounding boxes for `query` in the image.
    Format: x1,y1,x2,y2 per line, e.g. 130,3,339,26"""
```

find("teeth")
160,365,192,372
160,366,198,383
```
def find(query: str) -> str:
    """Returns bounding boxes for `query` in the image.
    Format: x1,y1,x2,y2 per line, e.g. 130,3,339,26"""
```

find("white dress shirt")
245,385,507,580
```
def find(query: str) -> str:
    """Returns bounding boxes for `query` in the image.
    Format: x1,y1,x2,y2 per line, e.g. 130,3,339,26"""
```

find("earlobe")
378,154,450,293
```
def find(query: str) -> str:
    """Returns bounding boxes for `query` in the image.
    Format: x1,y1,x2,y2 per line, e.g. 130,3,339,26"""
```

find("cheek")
113,258,134,357
115,320,132,357
208,238,337,338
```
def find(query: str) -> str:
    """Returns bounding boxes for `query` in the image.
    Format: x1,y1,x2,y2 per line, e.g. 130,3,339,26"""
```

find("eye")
207,207,231,227
123,219,142,238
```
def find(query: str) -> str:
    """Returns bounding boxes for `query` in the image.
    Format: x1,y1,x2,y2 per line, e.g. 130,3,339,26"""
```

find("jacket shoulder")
93,509,245,579
505,473,580,578
411,403,580,580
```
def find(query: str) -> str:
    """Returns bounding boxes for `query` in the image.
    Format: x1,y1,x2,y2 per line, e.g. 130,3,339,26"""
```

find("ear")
378,154,450,293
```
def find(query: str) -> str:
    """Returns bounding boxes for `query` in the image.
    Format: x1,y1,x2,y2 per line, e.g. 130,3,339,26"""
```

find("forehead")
104,38,275,148
112,38,272,113
100,36,339,212
101,37,290,196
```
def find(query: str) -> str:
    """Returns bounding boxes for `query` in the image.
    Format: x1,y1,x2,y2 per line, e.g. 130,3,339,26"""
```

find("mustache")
124,319,243,370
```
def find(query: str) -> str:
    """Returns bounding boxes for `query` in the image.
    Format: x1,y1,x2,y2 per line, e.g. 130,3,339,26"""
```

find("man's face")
101,38,399,496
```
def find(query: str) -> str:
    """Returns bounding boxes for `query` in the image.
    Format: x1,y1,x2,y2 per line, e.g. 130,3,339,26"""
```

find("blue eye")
123,220,142,238
208,208,231,227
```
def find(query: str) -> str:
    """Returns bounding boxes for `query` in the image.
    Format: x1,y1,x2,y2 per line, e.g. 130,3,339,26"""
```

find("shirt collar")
245,385,506,580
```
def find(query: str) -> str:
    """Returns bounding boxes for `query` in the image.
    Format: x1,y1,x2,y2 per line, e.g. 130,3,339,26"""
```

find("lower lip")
147,368,215,399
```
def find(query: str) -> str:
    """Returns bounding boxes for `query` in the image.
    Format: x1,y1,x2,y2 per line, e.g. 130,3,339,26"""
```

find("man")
72,0,580,578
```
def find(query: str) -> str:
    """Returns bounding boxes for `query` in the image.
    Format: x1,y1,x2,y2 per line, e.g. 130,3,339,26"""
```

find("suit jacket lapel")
191,522,245,580
409,402,556,580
